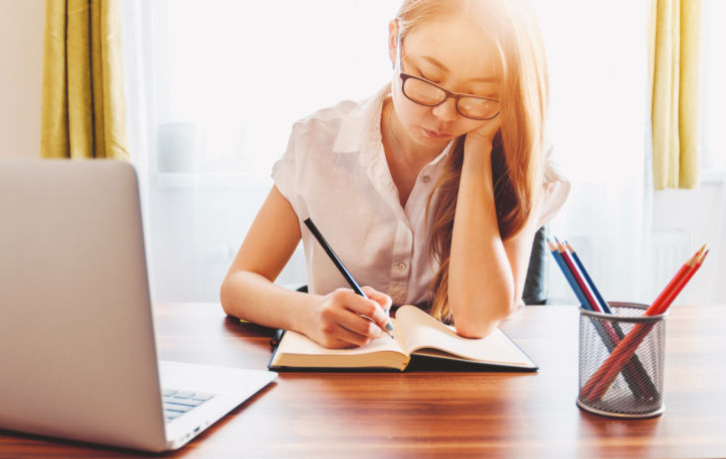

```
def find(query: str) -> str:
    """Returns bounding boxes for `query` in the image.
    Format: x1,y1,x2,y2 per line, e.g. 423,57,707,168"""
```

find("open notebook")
269,305,537,371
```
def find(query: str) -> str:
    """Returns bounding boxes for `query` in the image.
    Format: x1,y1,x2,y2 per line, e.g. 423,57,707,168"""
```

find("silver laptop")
0,159,276,452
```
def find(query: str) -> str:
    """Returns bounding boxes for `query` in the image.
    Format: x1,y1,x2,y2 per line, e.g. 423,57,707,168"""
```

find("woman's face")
389,15,502,151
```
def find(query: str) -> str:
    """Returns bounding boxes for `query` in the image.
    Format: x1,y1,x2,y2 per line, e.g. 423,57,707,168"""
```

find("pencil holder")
576,302,667,419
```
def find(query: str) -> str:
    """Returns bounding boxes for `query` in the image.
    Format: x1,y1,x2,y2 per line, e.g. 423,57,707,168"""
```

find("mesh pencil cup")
577,302,667,419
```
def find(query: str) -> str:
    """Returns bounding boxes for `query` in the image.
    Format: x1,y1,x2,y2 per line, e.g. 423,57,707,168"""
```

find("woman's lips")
422,128,450,139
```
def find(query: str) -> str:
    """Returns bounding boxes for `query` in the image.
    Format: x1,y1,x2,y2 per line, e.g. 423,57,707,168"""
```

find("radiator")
648,230,692,302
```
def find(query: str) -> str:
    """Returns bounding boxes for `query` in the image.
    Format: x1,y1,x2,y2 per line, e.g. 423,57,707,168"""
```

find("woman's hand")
463,116,502,156
302,286,393,349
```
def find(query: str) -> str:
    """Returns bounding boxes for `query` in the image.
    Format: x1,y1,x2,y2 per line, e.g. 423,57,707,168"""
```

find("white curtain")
120,0,153,285
121,1,399,302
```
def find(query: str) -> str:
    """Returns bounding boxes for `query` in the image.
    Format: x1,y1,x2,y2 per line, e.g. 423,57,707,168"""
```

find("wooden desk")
1,303,725,458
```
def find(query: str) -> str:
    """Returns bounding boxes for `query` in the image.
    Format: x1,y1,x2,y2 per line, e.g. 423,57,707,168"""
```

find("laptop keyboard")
162,388,215,422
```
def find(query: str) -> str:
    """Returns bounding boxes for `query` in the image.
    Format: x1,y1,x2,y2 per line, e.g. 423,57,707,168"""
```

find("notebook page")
278,326,405,356
396,306,534,367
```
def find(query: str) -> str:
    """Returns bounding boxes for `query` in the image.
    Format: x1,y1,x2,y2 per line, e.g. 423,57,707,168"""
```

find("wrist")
462,136,494,178
289,292,323,335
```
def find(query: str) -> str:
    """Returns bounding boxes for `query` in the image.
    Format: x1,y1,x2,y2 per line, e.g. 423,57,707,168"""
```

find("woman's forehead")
402,16,502,83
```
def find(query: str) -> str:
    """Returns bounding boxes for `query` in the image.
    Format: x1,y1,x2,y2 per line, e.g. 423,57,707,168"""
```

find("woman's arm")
448,134,540,338
220,185,391,348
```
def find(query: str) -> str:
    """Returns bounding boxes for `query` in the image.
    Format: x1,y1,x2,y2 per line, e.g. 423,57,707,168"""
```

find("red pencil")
556,241,602,312
580,246,708,402
654,249,708,315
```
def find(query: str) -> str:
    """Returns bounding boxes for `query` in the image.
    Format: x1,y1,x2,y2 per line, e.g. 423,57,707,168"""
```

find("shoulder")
289,84,390,153
291,98,362,139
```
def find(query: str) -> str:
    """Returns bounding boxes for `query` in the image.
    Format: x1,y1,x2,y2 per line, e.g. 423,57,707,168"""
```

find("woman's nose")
431,97,459,122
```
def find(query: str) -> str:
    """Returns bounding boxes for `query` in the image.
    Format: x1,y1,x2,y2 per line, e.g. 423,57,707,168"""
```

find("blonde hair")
395,0,550,323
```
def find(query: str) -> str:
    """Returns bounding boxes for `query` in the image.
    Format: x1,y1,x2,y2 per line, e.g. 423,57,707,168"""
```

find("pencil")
550,238,654,398
303,218,396,339
580,246,708,402
547,239,590,308
564,241,612,314
555,239,600,312
651,245,707,315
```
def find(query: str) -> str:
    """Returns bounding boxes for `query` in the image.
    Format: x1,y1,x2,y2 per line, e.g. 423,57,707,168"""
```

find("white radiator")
647,230,692,302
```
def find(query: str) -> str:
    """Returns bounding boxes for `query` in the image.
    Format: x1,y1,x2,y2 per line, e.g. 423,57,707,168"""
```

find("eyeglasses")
396,31,500,121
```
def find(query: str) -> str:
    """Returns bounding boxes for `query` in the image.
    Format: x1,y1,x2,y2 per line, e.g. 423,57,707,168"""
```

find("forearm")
449,139,516,337
220,271,319,333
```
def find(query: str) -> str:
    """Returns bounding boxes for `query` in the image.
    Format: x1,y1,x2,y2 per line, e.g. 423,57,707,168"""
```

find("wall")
652,179,725,304
0,0,45,159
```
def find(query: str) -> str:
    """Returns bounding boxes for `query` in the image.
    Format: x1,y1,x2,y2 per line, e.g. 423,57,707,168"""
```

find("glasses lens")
458,97,500,120
403,77,446,105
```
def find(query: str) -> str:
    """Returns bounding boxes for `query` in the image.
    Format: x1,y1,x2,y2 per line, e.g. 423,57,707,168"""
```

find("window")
126,1,399,301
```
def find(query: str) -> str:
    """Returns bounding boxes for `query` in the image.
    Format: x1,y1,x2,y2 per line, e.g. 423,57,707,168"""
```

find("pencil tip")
699,249,710,263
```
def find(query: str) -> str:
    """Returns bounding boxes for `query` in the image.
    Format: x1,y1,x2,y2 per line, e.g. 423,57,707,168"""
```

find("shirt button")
422,175,431,183
398,262,407,271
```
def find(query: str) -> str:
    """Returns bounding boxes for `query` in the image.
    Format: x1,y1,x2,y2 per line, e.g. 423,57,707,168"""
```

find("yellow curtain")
40,0,129,160
649,0,701,189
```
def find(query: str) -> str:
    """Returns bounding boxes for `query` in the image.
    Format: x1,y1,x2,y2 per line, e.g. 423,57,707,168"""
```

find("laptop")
0,159,276,452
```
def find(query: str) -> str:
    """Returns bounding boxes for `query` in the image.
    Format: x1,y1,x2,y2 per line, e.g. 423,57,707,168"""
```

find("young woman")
221,0,569,348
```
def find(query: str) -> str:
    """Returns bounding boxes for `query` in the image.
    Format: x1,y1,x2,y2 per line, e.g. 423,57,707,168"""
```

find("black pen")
303,218,395,339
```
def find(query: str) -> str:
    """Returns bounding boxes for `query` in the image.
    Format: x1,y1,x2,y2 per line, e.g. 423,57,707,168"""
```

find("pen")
303,217,396,339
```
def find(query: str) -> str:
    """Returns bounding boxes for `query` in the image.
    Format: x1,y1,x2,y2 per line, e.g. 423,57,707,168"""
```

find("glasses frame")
395,31,500,121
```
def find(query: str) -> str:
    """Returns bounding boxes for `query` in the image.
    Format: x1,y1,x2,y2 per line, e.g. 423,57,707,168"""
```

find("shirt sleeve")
537,177,571,228
271,125,299,214
537,143,571,228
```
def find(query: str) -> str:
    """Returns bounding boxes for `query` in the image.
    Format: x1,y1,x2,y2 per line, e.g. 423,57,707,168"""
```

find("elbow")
451,298,518,339
219,274,236,316
454,317,500,339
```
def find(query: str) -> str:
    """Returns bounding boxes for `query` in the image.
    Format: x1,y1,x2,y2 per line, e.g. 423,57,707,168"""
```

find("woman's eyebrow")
419,55,499,83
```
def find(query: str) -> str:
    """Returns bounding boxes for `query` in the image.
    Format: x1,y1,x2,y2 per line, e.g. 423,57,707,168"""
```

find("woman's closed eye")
417,69,442,84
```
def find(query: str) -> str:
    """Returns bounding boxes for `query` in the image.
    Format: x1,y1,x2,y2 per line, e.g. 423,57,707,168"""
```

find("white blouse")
272,85,569,306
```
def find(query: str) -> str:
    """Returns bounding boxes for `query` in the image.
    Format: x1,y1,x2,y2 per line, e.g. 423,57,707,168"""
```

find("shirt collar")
332,84,391,155
332,83,456,167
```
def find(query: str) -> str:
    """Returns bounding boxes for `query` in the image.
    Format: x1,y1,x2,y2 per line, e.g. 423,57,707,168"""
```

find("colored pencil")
652,246,707,315
548,238,653,398
547,239,590,308
564,241,612,314
555,240,601,312
580,246,708,402
562,240,658,397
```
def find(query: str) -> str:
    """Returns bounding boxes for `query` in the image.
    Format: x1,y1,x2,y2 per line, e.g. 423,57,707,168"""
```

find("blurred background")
2,0,724,306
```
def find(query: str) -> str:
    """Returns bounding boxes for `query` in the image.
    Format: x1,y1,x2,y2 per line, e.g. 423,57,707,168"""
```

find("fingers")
314,288,392,348
329,322,379,348
344,287,391,333
362,286,393,313
330,289,385,335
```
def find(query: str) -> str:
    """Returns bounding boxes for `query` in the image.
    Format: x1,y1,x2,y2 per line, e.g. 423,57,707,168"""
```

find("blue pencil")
547,239,592,310
563,241,612,314
550,236,655,399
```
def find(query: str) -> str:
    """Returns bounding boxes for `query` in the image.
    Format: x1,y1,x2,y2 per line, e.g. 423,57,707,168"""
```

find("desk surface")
1,303,725,459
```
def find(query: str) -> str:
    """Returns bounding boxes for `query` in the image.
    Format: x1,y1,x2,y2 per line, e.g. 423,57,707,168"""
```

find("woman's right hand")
303,286,393,349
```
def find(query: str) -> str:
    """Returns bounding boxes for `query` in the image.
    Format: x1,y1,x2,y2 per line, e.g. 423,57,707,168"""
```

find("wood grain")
1,303,724,459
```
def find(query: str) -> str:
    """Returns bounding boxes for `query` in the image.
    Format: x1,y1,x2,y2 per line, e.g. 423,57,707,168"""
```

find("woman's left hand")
463,116,501,156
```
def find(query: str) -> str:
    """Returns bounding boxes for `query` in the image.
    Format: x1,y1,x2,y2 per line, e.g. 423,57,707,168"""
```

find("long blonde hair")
395,0,550,323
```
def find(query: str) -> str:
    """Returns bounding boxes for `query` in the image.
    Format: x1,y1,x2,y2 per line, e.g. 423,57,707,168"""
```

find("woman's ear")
388,19,398,70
